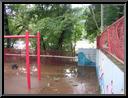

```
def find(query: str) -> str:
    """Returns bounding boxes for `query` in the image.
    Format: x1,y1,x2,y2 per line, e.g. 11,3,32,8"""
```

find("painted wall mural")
96,50,124,94
77,49,96,67
98,64,105,94
78,52,96,66
106,80,113,94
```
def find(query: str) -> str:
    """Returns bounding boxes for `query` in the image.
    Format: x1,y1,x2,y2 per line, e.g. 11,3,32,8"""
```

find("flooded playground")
4,63,99,94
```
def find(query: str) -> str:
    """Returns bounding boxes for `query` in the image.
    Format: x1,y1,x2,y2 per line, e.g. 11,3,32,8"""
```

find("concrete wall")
96,49,124,94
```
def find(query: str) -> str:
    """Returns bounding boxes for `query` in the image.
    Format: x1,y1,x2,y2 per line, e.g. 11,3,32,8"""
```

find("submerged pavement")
4,63,99,94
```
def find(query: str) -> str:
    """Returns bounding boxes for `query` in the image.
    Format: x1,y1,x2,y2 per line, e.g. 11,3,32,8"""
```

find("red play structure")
4,30,41,89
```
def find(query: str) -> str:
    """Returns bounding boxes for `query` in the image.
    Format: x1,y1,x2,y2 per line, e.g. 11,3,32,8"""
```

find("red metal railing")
97,16,124,64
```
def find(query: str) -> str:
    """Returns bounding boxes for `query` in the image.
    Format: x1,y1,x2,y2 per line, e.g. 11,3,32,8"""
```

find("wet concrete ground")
4,63,100,94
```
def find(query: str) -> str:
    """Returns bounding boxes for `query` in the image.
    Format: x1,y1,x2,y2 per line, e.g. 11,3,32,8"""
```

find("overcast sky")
71,4,91,8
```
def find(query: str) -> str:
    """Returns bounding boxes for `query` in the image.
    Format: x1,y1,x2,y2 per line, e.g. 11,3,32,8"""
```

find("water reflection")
77,66,86,78
64,66,87,78
64,66,78,78
64,66,89,94
17,65,38,75
73,82,86,94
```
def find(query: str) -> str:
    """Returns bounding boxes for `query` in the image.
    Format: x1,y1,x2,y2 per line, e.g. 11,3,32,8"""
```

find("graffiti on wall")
98,64,114,94
106,80,114,94
78,52,96,66
98,64,105,94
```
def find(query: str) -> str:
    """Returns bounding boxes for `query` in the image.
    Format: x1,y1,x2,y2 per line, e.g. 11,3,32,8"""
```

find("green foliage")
4,4,83,51
33,12,79,51
83,4,124,43
5,4,124,50
83,4,101,43
103,4,124,27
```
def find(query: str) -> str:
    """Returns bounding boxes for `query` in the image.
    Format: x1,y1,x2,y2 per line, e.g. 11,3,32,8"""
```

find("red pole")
26,31,31,89
37,31,41,80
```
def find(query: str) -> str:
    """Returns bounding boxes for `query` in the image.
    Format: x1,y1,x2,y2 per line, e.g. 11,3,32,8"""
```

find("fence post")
26,30,31,89
97,36,100,49
37,31,41,80
97,36,99,49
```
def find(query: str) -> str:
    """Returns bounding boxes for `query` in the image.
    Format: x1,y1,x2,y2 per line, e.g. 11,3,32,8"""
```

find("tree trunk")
58,31,65,50
42,37,46,51
73,44,76,56
4,5,11,48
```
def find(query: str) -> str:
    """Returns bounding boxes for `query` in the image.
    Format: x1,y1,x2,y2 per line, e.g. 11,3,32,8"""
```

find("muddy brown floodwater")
4,62,100,94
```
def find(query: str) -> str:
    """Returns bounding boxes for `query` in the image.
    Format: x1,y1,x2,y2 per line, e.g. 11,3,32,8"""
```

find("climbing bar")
25,31,31,89
4,35,37,38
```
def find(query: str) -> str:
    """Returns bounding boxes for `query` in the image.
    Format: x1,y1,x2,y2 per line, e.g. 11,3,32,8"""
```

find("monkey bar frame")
4,31,41,89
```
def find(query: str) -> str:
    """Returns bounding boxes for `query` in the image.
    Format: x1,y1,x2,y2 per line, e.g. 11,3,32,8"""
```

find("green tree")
4,4,11,48
32,4,83,51
83,4,101,43
103,4,124,27
4,4,34,47
83,4,124,43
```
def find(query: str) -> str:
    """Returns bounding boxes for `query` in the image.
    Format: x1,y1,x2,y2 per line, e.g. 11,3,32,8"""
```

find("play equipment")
4,31,77,89
4,30,40,89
